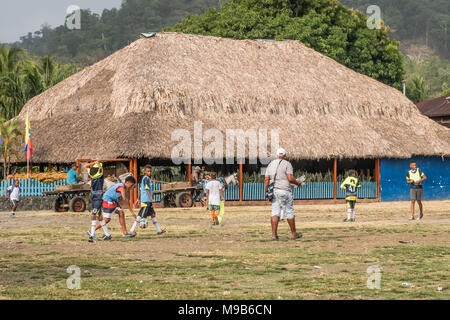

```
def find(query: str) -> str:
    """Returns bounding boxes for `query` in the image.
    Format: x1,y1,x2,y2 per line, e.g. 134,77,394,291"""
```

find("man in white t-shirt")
5,180,20,217
205,172,224,225
264,148,303,240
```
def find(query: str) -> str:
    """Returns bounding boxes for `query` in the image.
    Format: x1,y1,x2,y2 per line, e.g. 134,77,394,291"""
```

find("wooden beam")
188,162,191,183
76,159,80,175
376,158,381,199
129,160,134,206
333,158,337,200
77,158,130,163
133,158,138,205
239,160,243,202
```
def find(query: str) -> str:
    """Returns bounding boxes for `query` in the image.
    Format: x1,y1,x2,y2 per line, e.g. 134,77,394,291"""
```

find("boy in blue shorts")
84,161,106,242
130,165,165,235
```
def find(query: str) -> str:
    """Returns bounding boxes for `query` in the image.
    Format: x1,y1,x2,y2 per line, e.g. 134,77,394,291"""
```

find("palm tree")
0,46,27,120
407,76,429,103
0,73,26,119
0,45,24,74
23,55,78,99
1,50,78,120
0,118,23,178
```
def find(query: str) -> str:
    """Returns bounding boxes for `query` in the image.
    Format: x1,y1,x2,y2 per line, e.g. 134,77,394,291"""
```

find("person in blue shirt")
66,164,81,184
91,175,137,240
130,165,165,235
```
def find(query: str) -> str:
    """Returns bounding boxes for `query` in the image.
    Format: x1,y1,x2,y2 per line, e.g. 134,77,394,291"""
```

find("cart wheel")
70,197,87,212
176,192,194,208
161,195,176,208
54,196,69,212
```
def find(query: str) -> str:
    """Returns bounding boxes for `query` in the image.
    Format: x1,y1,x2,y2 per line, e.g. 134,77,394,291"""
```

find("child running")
92,175,137,239
340,170,361,222
83,161,106,243
5,180,20,217
205,172,224,225
130,165,165,235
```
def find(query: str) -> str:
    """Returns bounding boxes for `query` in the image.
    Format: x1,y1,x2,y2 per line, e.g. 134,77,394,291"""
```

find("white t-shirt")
7,186,20,201
205,180,223,206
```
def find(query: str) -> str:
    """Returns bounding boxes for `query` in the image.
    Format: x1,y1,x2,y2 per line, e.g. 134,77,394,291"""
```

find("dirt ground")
0,200,448,299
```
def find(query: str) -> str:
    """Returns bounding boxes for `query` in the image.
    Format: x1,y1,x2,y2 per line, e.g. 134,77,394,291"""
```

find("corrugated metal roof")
417,95,450,117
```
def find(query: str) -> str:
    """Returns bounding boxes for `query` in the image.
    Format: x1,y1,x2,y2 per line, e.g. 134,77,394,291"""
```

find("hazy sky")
0,0,123,43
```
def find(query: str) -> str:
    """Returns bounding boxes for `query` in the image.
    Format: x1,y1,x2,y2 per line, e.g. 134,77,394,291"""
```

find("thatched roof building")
17,33,450,163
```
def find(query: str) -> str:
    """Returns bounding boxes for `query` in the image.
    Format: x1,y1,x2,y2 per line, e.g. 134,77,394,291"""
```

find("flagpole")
26,107,30,179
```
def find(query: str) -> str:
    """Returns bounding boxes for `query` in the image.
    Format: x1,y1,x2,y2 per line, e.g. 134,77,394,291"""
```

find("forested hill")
15,0,222,65
9,0,449,64
341,0,449,59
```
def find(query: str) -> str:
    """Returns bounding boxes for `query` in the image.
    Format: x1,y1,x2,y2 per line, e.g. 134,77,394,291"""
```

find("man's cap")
276,148,286,155
72,163,78,167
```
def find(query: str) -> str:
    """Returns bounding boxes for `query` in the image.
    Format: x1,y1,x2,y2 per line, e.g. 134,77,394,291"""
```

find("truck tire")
70,197,87,212
176,192,194,208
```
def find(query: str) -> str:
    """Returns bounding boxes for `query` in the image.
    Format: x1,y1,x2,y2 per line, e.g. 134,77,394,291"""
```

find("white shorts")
271,189,294,219
102,207,122,219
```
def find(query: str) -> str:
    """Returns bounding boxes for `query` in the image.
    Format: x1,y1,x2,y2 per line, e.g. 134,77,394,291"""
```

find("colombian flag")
24,112,33,160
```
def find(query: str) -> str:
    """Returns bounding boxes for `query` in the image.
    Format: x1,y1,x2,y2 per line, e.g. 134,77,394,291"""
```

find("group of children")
5,162,423,234
84,161,165,243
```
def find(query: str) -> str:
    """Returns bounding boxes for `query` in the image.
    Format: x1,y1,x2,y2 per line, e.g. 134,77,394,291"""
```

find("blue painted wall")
380,156,450,201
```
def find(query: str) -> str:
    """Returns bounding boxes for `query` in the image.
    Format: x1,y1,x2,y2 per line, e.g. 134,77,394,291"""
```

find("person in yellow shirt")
340,170,361,222
406,161,426,220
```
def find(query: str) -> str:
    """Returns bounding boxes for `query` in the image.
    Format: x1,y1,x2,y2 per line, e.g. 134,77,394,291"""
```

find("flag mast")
26,109,29,179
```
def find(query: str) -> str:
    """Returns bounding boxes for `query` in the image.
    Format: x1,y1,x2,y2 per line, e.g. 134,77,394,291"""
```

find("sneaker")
157,230,166,235
418,213,423,220
350,218,355,222
291,232,303,240
100,235,112,241
86,231,96,239
343,218,350,222
409,216,415,221
10,212,15,218
88,236,94,243
122,233,135,238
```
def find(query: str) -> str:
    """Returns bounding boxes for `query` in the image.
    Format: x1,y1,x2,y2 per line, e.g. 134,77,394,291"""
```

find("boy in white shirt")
5,180,20,217
205,172,224,225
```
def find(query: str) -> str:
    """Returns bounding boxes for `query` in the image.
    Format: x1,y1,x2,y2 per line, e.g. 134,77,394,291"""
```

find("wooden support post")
76,159,80,175
133,158,138,205
333,158,337,200
129,159,134,206
375,158,381,199
239,160,243,202
188,162,191,183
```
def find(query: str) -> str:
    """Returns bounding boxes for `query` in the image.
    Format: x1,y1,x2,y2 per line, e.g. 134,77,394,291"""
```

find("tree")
0,118,22,178
166,0,405,89
407,76,429,103
0,46,78,120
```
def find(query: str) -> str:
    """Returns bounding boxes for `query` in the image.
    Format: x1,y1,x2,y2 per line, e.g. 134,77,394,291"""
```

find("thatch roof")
16,33,450,163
